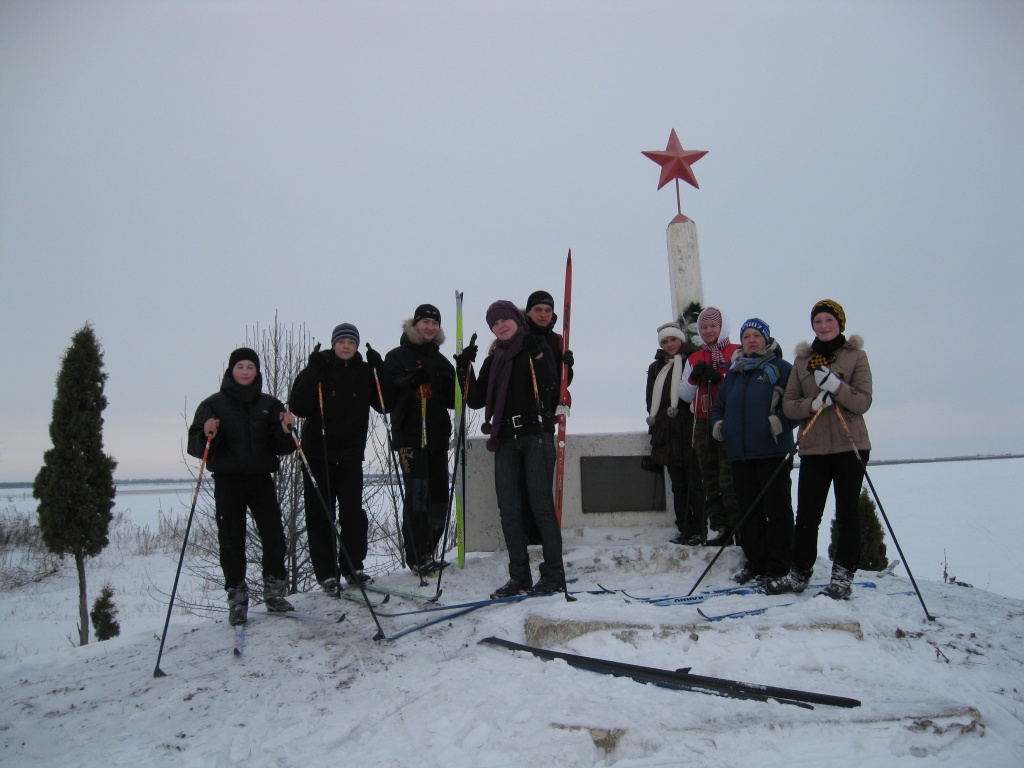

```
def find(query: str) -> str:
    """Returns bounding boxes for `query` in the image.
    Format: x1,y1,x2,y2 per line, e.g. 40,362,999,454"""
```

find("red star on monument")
642,129,708,190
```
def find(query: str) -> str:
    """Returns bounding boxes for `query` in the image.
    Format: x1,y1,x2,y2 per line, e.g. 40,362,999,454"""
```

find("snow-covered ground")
1,460,1022,766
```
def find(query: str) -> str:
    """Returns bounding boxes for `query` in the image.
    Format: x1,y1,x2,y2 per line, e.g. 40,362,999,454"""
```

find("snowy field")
0,459,1022,766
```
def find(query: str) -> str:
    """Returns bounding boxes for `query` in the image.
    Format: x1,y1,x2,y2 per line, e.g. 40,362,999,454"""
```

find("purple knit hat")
486,300,525,328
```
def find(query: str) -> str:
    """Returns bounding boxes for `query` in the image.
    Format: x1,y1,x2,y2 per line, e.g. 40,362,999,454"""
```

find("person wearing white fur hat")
646,321,704,545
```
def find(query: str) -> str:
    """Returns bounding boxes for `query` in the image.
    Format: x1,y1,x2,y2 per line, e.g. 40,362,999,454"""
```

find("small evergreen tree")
90,582,120,641
33,324,117,646
828,487,888,571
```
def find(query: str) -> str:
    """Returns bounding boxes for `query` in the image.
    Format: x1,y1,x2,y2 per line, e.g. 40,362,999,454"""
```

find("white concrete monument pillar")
667,214,704,320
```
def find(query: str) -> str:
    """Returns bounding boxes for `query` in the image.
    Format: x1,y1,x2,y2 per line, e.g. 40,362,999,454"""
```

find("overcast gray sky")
2,0,1022,481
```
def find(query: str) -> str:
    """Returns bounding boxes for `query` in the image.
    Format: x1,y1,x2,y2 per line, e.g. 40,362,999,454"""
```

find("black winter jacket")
467,339,557,439
289,350,394,464
187,371,295,474
384,320,456,449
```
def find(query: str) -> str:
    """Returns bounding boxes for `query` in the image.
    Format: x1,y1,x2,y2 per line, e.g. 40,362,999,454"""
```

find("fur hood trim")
402,317,446,347
794,334,864,359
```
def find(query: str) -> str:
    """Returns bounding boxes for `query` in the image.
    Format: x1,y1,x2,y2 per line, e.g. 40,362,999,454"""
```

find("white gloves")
712,421,724,442
768,414,784,438
811,391,834,412
814,366,842,395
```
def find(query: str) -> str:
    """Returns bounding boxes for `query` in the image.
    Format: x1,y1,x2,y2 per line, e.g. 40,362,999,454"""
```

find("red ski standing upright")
554,250,572,524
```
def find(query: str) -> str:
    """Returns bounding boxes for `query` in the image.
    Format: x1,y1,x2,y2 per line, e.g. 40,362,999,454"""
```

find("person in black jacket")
384,304,457,577
466,300,567,598
289,323,394,593
646,321,704,545
519,290,574,543
187,347,297,625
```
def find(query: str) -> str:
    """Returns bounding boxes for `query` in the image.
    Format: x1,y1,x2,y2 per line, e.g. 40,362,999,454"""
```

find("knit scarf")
480,328,525,451
730,346,781,385
704,337,732,370
807,334,846,372
647,354,682,424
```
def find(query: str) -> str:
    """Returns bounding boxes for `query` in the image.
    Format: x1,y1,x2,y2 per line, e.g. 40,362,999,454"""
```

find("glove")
771,385,784,411
768,414,784,439
689,361,707,382
814,366,842,395
523,335,542,356
308,343,325,369
712,421,724,442
364,344,383,368
412,367,431,386
454,343,478,370
704,366,723,385
562,349,574,368
811,391,833,412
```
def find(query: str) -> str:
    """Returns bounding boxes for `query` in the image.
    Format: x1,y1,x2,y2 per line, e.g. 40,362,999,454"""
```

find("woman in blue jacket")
711,319,798,592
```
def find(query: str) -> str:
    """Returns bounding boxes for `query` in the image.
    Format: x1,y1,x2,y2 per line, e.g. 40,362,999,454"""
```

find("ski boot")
263,576,295,613
818,564,854,600
227,582,249,625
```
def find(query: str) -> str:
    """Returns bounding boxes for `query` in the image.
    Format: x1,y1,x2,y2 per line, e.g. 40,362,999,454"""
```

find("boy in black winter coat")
384,304,457,577
187,347,297,625
289,323,394,593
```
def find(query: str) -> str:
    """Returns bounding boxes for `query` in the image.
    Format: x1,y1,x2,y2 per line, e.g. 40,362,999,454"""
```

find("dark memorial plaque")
579,456,666,514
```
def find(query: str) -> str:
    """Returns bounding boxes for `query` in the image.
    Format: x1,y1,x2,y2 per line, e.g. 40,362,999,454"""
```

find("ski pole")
434,333,477,600
369,345,406,525
687,400,828,596
686,410,702,543
154,436,210,678
528,354,576,604
313,380,343,596
831,404,936,621
289,427,390,640
403,364,429,586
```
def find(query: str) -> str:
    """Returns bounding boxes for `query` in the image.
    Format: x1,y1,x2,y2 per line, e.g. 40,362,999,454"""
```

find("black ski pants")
730,456,795,578
793,450,869,574
213,472,288,590
398,446,450,567
494,434,564,585
303,457,368,582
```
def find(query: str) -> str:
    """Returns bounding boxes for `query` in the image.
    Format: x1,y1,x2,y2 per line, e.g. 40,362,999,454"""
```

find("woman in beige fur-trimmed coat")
781,299,872,600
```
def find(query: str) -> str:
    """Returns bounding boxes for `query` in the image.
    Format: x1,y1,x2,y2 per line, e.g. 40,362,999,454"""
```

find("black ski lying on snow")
479,636,861,710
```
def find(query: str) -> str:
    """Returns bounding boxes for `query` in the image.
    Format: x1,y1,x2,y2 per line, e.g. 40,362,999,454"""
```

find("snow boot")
227,582,249,625
320,577,340,595
818,564,854,600
345,570,373,586
263,576,295,613
732,565,760,585
763,567,813,595
491,577,531,599
527,578,565,596
705,528,734,547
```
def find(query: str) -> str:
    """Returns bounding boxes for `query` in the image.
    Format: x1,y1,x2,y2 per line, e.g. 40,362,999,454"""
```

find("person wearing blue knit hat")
711,318,799,590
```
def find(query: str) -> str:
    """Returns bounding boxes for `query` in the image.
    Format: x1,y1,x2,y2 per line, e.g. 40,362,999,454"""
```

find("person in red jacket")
679,307,741,547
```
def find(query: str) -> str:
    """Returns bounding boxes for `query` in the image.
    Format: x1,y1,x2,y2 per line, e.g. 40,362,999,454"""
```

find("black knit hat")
811,299,846,332
331,323,360,346
413,304,441,325
525,290,555,311
228,347,260,372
